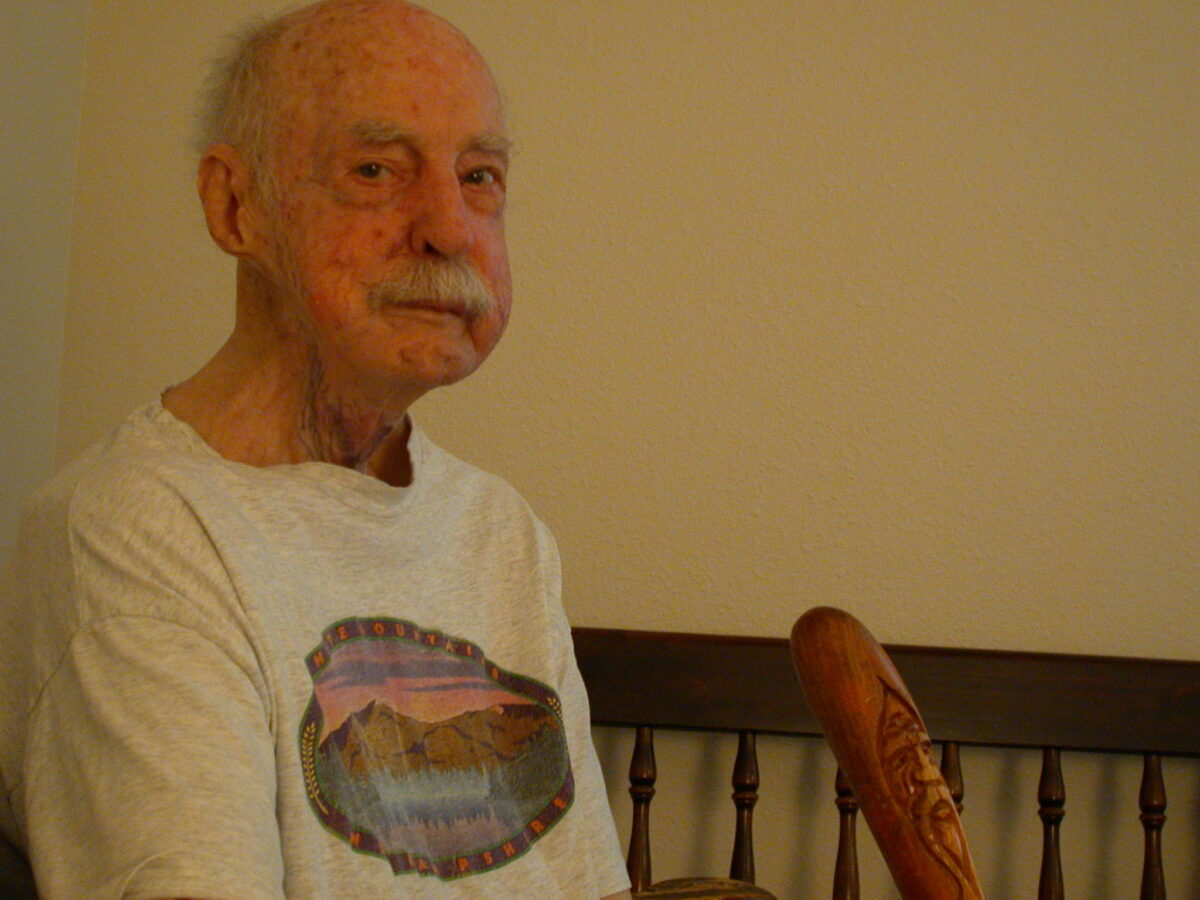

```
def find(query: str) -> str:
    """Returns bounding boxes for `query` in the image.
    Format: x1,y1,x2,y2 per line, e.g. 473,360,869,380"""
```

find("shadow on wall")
1084,756,1123,898
1186,773,1200,900
780,740,834,891
985,752,1023,899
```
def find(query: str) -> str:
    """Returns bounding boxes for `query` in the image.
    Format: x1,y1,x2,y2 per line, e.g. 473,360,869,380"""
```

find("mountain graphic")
320,700,560,778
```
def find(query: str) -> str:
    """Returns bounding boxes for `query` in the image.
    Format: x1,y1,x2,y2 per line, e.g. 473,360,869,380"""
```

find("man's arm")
23,617,283,899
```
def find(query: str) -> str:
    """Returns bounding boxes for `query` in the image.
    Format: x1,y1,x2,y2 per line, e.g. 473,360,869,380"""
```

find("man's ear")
197,144,268,258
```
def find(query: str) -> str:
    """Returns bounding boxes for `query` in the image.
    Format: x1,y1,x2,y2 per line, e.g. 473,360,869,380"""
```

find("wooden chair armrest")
790,606,986,900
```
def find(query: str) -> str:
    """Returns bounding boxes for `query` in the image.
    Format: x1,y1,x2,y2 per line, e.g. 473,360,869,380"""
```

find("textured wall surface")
53,1,1199,659
0,1,89,557
16,1,1200,896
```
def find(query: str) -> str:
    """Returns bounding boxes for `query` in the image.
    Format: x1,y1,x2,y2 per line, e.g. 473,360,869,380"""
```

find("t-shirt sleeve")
14,466,286,900
536,527,631,898
558,633,631,898
23,617,284,900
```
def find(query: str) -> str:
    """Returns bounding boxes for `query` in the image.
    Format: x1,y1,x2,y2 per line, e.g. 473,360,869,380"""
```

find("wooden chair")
622,716,775,898
574,623,1199,898
790,605,985,900
574,629,781,899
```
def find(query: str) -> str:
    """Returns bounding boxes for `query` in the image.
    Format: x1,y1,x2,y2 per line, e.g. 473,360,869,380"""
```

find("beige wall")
0,0,90,557
54,1,1200,658
18,1,1200,896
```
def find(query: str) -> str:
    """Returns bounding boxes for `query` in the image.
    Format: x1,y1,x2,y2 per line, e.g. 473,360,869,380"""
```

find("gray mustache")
367,259,495,317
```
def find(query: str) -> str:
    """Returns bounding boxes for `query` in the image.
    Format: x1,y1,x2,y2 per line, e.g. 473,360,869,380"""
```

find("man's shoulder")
414,425,543,516
5,404,238,634
409,427,561,572
24,402,219,535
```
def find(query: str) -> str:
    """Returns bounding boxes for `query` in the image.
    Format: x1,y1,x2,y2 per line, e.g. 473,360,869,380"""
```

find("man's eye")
355,163,386,179
463,168,498,186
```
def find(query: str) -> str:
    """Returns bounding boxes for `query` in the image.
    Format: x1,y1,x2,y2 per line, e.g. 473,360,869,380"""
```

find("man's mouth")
383,299,470,318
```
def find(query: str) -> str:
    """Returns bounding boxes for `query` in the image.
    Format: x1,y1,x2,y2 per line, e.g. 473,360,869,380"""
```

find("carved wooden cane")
791,607,986,900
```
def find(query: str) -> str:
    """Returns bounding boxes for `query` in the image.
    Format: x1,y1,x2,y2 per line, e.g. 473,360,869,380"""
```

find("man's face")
260,5,512,400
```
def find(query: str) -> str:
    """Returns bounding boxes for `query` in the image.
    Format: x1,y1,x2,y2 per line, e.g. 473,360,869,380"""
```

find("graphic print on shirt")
299,617,574,879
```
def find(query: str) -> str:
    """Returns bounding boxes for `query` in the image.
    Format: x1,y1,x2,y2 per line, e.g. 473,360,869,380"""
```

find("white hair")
367,258,496,318
193,6,303,189
193,1,493,197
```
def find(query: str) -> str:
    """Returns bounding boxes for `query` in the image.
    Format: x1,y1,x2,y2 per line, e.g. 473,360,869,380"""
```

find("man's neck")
163,337,417,486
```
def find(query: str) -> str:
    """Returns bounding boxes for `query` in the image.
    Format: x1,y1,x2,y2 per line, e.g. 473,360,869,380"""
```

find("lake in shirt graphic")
299,617,574,879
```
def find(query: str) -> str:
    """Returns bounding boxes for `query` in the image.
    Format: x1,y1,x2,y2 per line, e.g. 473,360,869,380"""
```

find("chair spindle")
627,725,657,893
940,741,964,814
1138,753,1167,900
1037,747,1065,900
832,767,861,900
730,730,760,883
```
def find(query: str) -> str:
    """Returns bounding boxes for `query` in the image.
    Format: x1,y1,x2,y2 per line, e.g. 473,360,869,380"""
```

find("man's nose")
408,170,473,259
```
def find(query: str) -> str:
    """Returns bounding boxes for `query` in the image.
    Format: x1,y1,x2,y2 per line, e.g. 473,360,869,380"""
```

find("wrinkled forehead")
282,2,482,74
270,1,503,141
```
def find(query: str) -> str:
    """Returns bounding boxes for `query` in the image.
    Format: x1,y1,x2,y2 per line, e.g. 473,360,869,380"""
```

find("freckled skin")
165,0,513,481
268,2,512,395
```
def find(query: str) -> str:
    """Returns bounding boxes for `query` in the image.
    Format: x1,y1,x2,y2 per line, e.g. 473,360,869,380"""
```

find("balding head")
197,0,499,195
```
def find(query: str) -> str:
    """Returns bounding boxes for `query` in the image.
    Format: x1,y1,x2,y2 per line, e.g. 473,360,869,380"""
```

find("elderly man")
0,2,631,898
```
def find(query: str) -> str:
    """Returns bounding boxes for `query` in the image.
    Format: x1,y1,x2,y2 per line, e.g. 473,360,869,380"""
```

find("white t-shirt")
0,402,628,900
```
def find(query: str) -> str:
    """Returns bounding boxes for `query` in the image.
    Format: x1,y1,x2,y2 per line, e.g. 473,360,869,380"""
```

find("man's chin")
390,342,486,390
368,312,502,390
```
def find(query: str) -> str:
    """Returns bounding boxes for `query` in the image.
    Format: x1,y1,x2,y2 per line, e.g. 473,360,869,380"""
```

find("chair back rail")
574,626,1200,754
572,625,1200,898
